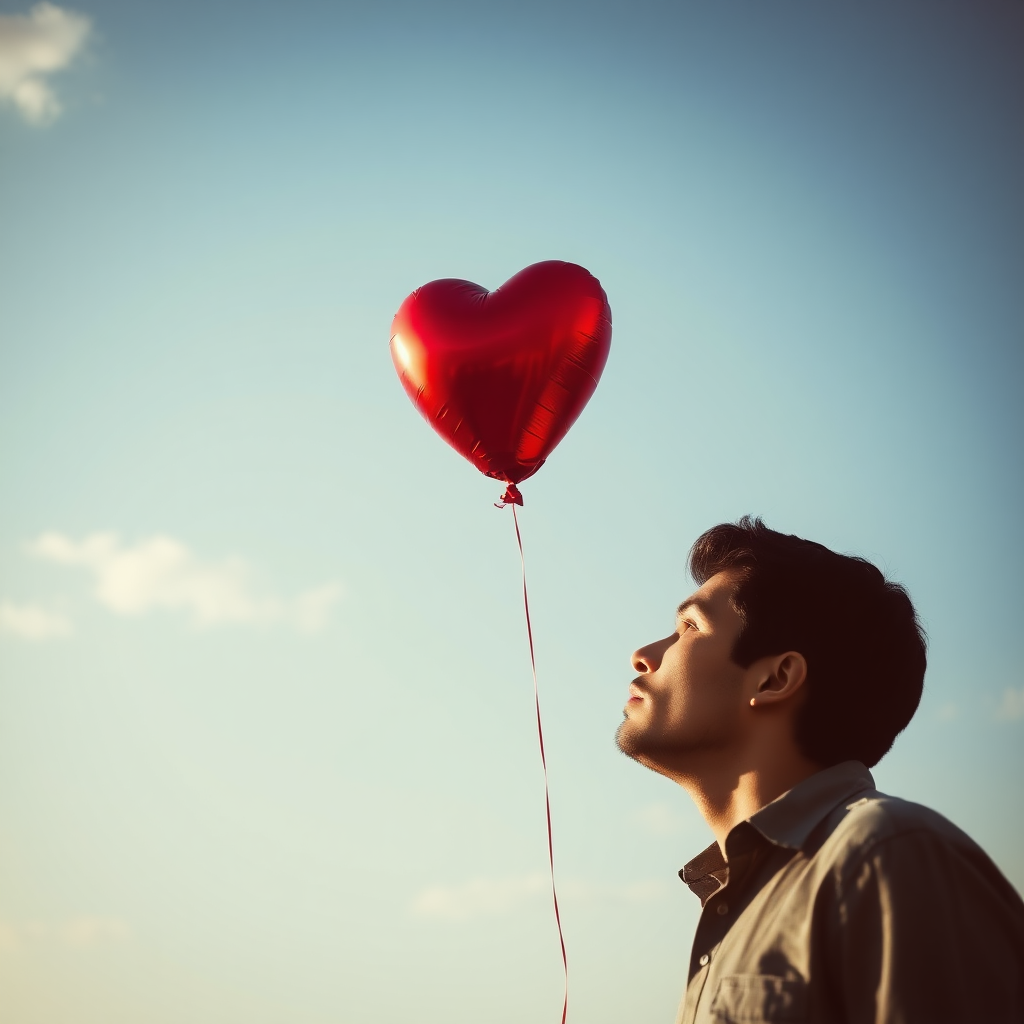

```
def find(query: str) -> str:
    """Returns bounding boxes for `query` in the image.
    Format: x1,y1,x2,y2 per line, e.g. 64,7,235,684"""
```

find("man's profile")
617,517,1024,1024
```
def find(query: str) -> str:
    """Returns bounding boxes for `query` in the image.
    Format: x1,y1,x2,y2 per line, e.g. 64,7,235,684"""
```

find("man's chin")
615,719,651,763
616,720,688,777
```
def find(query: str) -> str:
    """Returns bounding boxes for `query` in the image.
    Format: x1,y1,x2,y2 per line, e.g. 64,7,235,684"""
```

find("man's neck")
676,748,822,855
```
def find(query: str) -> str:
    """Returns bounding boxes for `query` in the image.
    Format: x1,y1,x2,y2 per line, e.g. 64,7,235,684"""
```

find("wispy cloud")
30,532,342,633
0,3,92,125
0,917,131,951
634,801,687,835
411,874,667,921
996,686,1024,722
0,921,18,951
293,583,344,633
413,874,547,920
0,600,72,640
58,916,131,946
559,877,668,904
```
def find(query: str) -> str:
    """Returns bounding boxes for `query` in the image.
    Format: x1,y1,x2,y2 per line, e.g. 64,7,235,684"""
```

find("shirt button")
699,954,710,967
717,903,729,915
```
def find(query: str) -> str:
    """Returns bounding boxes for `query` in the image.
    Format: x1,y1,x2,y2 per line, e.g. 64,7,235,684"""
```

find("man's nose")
631,639,662,674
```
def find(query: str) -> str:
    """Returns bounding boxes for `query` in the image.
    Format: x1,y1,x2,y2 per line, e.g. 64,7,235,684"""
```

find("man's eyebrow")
676,596,713,620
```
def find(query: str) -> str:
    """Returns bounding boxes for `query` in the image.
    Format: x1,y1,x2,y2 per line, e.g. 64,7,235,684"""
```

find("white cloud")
635,801,686,835
0,917,131,951
294,582,345,634
30,532,342,632
58,916,131,946
0,600,72,640
411,874,667,921
996,686,1024,722
0,921,18,951
413,873,548,920
558,877,668,905
0,3,92,125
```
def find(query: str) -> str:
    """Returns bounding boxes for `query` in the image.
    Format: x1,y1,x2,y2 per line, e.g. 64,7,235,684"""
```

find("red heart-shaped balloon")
390,261,612,494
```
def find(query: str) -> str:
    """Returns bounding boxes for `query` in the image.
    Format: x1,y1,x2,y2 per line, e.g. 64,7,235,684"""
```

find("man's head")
616,517,926,773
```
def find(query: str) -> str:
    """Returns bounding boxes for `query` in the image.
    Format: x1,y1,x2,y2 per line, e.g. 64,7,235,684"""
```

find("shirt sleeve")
829,827,1024,1024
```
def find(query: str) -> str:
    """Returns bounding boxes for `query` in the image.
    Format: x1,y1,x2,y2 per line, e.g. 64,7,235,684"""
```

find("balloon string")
511,503,568,1024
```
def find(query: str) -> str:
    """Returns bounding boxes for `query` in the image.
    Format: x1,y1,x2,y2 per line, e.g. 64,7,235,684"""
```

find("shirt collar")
679,841,729,904
747,760,875,850
678,761,875,900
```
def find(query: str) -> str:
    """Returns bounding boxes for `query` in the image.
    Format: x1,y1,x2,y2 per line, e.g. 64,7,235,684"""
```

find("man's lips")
627,682,646,703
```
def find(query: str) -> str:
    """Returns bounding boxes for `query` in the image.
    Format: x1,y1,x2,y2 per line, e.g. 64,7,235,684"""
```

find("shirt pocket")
709,975,808,1023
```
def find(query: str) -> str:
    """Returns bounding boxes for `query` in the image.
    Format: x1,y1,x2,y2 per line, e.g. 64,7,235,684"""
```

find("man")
617,517,1024,1024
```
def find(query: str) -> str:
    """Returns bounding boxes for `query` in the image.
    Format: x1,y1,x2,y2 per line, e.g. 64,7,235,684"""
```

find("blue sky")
1,2,1022,1022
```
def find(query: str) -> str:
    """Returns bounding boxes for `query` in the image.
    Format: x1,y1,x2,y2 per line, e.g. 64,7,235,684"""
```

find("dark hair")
688,517,926,768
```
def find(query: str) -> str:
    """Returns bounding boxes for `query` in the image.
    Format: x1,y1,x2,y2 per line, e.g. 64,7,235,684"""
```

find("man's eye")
679,620,697,633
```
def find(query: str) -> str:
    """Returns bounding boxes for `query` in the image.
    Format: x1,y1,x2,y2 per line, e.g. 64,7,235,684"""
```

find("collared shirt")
676,761,1024,1024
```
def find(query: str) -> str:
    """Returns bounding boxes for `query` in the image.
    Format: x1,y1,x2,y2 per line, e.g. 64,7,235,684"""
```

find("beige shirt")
676,761,1024,1024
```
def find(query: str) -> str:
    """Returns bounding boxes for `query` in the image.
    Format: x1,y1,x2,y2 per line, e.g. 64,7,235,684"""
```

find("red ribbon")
496,482,524,508
509,502,568,1024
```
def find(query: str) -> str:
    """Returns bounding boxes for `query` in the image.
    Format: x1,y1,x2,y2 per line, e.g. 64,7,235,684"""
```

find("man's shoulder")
823,787,970,850
812,785,1022,906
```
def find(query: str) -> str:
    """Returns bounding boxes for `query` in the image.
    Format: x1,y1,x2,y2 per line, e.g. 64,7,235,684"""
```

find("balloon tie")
495,482,524,508
510,502,568,1024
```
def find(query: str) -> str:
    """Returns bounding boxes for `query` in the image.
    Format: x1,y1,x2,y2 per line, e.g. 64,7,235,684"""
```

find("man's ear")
751,652,808,706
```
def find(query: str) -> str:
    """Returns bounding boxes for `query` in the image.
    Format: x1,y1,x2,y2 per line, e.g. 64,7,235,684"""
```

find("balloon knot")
495,483,524,508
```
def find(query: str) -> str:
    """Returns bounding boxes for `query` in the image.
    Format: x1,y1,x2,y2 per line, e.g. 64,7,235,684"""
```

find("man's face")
616,570,752,776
